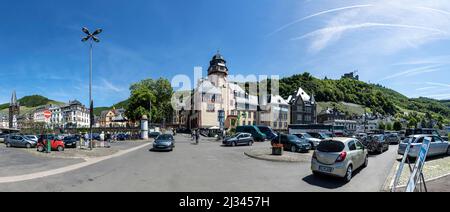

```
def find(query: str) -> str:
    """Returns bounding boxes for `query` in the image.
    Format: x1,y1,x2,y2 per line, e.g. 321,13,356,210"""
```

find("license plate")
319,166,333,173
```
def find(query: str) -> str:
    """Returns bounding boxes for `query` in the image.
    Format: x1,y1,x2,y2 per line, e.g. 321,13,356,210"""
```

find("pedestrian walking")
195,129,200,144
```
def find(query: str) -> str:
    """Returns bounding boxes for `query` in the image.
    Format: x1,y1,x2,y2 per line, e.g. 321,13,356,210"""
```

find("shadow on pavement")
302,168,363,189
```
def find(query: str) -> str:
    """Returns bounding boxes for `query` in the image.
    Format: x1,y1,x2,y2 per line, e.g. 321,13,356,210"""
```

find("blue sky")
1,0,449,107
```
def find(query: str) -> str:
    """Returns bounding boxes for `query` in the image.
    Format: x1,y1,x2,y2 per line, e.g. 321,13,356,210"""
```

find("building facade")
259,95,290,131
324,119,358,132
47,100,90,129
99,108,130,128
288,87,317,125
174,53,262,130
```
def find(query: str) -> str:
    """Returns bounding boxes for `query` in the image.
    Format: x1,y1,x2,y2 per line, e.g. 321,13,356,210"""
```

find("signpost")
392,139,412,192
406,137,431,192
44,110,52,153
218,110,225,139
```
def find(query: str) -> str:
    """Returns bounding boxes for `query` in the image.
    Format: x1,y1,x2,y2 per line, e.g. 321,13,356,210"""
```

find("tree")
378,122,386,130
393,121,402,131
408,117,418,128
126,78,174,124
386,122,393,131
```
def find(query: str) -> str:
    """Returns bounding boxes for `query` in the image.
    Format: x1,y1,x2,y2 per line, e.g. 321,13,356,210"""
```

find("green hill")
0,95,64,112
278,73,450,124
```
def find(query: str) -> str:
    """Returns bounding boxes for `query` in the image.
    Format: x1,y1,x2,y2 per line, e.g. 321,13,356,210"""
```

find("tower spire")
10,90,17,106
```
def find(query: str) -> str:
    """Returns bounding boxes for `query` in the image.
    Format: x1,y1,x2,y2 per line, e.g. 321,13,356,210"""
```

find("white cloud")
289,1,450,53
379,65,443,81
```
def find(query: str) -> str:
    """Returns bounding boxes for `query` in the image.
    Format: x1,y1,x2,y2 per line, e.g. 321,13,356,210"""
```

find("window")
348,141,356,151
355,141,364,150
274,122,277,128
297,115,303,121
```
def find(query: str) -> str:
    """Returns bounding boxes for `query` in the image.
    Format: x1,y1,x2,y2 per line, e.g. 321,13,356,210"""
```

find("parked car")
149,131,161,139
307,132,331,140
311,138,368,182
152,134,175,151
364,134,389,154
37,134,65,152
223,133,254,147
294,133,322,149
0,133,8,143
63,135,78,148
5,134,37,148
398,135,450,158
236,126,266,141
405,128,440,138
256,126,277,140
116,133,130,141
385,133,401,145
271,134,311,153
25,135,38,142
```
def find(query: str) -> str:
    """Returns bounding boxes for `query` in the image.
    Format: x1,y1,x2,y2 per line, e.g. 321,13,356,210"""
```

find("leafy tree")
393,121,402,131
386,122,393,131
125,78,174,124
379,122,386,130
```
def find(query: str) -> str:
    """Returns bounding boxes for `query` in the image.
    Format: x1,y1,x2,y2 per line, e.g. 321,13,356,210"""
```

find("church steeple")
10,90,18,106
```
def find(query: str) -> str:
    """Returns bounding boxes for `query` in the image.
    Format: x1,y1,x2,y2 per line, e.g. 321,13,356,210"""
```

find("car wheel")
309,142,314,149
363,156,368,168
37,146,44,152
248,141,253,146
447,147,450,155
231,142,236,147
291,145,297,153
6,143,11,148
25,143,31,149
344,165,353,183
57,146,64,152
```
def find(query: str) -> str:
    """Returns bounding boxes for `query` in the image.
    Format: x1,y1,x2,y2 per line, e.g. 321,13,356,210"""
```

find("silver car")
311,138,368,182
295,133,322,149
5,134,37,148
398,135,450,158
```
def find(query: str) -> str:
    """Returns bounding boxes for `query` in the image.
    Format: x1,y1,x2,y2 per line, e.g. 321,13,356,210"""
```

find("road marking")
0,143,151,184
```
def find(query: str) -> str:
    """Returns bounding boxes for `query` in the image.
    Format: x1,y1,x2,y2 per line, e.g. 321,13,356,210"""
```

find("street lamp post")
82,27,102,151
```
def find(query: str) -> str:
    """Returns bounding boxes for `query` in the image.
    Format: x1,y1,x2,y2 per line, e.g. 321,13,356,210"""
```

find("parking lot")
0,135,398,192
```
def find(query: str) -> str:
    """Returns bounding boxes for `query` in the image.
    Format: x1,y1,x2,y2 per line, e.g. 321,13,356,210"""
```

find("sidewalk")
426,175,450,192
21,140,151,160
0,140,150,178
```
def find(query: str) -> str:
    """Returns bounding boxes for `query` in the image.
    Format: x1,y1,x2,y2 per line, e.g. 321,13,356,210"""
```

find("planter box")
272,147,283,156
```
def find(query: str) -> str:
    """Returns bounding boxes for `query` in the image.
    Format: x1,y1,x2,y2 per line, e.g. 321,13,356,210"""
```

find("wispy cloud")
292,22,448,52
268,4,374,36
286,1,450,53
379,65,443,81
100,78,124,92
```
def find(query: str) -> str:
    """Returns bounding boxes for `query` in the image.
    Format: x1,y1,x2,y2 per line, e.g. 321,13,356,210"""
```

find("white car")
398,135,450,157
295,133,322,149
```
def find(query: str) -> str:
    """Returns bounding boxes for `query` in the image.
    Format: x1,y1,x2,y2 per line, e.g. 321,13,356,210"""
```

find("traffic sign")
44,110,52,119
406,137,431,192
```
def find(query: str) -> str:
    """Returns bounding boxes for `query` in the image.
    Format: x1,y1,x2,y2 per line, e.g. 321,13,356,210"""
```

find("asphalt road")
0,135,398,192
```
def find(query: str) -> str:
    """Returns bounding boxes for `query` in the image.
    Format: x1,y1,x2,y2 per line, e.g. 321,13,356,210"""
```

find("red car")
37,134,65,152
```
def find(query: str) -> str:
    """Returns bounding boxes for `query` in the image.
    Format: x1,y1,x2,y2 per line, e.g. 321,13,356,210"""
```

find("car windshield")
258,127,273,134
319,133,330,139
317,141,345,153
302,133,313,139
287,135,301,142
157,135,173,141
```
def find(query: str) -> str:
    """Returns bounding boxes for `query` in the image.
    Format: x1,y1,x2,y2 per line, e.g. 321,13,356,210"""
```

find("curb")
381,157,450,192
0,143,151,184
244,150,311,163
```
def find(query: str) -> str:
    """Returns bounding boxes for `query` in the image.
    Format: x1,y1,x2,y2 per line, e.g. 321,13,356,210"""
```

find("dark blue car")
63,136,78,148
257,126,277,140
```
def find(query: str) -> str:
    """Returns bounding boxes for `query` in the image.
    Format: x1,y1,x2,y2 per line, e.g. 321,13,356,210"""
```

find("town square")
0,0,449,194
